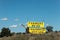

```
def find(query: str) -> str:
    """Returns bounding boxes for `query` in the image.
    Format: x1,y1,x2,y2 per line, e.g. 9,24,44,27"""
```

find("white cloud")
0,18,8,21
14,18,19,21
10,25,18,28
46,24,49,26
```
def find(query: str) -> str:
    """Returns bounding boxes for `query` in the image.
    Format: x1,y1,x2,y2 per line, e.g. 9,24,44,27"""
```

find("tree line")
0,26,53,37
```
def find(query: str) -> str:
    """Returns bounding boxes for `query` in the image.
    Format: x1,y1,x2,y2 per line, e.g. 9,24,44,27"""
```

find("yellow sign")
27,22,44,27
29,28,46,34
27,22,46,34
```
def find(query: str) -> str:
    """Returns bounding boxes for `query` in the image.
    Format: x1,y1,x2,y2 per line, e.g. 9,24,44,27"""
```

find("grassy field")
0,32,60,40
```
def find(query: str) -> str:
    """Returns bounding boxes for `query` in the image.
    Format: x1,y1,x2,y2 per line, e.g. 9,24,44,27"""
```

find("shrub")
1,27,11,37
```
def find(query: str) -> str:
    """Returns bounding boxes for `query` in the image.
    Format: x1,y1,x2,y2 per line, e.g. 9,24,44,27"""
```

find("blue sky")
0,0,60,33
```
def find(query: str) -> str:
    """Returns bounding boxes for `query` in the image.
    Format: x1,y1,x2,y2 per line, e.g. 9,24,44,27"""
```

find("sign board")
27,22,44,27
27,22,46,34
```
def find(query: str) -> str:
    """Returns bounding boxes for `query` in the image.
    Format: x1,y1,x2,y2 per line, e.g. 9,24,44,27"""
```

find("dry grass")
0,32,60,40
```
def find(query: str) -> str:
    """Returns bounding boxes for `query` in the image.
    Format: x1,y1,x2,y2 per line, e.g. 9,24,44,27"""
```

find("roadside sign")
27,22,46,34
